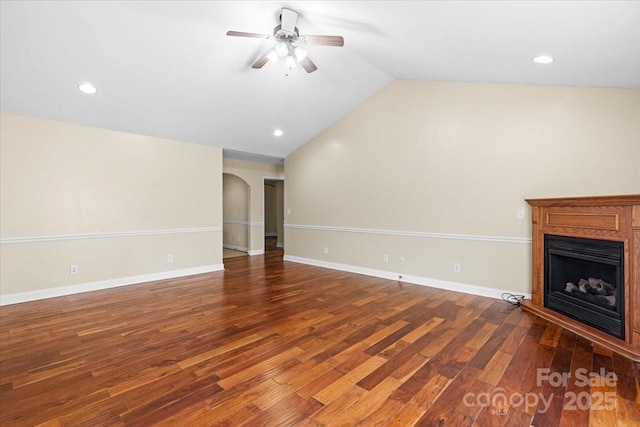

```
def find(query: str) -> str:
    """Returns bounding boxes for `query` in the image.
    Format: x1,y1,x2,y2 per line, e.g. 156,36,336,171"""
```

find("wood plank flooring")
1,250,639,426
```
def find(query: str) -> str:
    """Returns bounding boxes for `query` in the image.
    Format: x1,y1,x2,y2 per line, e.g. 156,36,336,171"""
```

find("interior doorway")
264,178,284,251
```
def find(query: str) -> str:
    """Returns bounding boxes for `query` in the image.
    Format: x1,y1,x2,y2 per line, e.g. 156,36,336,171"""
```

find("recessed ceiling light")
274,129,283,137
533,55,554,64
78,82,97,94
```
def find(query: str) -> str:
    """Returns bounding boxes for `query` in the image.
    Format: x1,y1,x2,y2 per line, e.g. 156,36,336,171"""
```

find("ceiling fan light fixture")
267,50,278,63
294,47,308,61
226,7,344,74
275,42,289,58
284,55,296,69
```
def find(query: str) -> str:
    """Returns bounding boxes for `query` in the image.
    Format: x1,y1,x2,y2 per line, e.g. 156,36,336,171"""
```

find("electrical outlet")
399,256,405,265
168,254,174,263
453,263,461,273
383,254,389,263
323,247,329,255
70,265,78,275
516,208,525,220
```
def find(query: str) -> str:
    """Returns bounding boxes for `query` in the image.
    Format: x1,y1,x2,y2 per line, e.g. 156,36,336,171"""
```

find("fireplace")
544,235,624,339
523,195,640,361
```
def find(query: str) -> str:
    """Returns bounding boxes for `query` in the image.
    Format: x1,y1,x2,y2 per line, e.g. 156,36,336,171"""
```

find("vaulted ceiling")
1,1,639,160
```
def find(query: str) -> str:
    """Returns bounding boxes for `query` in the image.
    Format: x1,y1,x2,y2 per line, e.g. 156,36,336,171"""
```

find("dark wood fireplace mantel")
523,194,640,361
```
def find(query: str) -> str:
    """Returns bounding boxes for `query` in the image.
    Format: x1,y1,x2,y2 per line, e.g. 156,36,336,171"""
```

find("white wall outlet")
516,208,525,220
399,256,405,265
167,254,174,263
70,265,78,275
453,262,461,273
383,254,389,263
323,247,329,255
237,236,241,242
287,208,291,215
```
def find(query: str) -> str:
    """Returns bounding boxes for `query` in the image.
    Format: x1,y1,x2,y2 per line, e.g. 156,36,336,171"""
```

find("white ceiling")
2,1,639,160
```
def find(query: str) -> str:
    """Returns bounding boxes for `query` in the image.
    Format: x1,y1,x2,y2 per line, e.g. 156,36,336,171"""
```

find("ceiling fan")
226,8,344,73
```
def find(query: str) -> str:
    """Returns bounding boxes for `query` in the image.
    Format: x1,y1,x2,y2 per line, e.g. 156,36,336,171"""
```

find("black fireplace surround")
544,234,625,339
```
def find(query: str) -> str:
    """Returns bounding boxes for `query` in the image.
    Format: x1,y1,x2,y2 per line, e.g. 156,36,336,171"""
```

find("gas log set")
564,277,616,307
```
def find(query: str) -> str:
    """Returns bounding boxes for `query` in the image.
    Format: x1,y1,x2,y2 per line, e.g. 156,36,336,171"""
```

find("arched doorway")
222,173,250,258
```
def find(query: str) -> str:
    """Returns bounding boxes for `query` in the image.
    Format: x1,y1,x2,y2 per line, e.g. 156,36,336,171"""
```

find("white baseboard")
0,264,225,306
284,255,398,281
223,244,248,252
248,249,265,256
283,255,530,301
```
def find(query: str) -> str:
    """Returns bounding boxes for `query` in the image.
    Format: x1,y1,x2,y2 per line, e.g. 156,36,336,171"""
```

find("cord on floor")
502,292,525,306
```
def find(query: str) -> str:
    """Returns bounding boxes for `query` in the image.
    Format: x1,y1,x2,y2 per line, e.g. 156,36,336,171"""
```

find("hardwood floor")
265,236,278,251
1,250,639,426
222,248,247,259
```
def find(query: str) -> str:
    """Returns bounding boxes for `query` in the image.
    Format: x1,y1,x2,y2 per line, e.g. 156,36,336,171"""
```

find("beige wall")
223,158,284,254
285,81,640,294
223,173,249,250
1,113,223,300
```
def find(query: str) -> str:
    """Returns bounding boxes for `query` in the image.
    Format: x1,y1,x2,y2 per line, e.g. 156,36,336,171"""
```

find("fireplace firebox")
544,235,624,339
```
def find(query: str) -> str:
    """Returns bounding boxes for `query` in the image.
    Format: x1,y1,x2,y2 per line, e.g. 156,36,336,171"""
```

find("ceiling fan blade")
252,54,270,69
299,57,317,73
280,8,298,35
226,31,271,39
302,35,344,47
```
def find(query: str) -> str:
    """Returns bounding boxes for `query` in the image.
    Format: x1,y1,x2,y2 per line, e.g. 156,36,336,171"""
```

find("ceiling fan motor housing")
273,25,299,43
